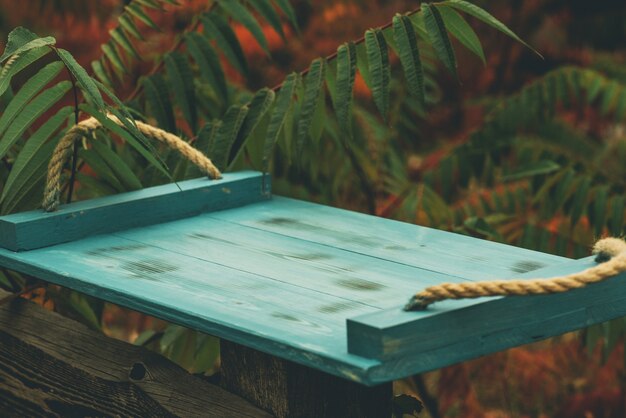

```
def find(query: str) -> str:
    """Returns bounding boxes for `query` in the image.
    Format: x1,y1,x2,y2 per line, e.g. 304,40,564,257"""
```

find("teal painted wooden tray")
1,171,625,386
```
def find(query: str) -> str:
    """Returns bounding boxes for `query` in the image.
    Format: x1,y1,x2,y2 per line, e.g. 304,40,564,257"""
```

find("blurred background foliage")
0,0,625,416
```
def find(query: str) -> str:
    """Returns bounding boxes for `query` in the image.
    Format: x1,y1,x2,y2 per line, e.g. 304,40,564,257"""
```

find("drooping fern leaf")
263,72,297,172
164,51,197,132
423,3,458,79
296,58,325,159
392,14,425,103
218,0,270,55
210,104,249,170
365,29,391,121
334,42,357,139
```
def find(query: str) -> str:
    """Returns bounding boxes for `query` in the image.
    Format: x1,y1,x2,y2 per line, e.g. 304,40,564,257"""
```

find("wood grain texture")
0,171,269,251
348,257,626,373
220,339,391,418
0,290,271,418
0,188,595,385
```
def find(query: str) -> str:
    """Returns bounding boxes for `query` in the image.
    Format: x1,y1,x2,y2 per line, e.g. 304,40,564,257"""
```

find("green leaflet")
334,42,357,139
80,104,171,180
218,0,269,54
133,0,162,10
119,14,145,40
210,104,249,170
0,80,71,160
91,139,143,191
569,176,591,226
109,28,141,61
444,0,540,57
0,143,52,215
0,46,51,97
248,0,286,40
422,3,458,79
142,74,176,132
0,27,55,63
609,196,625,236
296,58,325,159
263,72,297,172
365,29,390,121
91,59,113,87
164,51,197,132
184,32,228,103
591,186,609,236
196,120,222,156
229,88,275,166
0,106,73,207
436,5,485,65
101,43,128,76
393,14,424,103
0,61,64,139
125,3,160,31
201,13,248,76
57,48,105,110
273,0,299,31
502,160,560,181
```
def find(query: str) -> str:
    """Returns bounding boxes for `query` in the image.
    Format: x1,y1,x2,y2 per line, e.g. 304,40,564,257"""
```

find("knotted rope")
43,115,222,212
405,237,626,311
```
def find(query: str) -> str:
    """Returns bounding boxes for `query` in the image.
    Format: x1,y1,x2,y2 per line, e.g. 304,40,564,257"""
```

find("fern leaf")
119,14,145,41
609,196,625,236
423,3,458,79
591,186,609,236
444,0,540,56
91,59,114,86
0,61,64,139
0,106,72,205
600,81,619,115
0,47,50,97
263,72,297,171
57,48,105,110
273,0,299,31
81,104,172,180
218,0,269,54
0,27,55,63
569,176,591,226
133,0,162,10
296,58,325,158
101,43,128,76
80,145,125,192
355,43,372,90
334,42,357,139
437,5,485,65
0,144,52,215
210,104,249,170
142,74,176,132
393,14,425,102
91,139,143,191
184,32,228,103
201,13,248,76
164,51,197,132
109,28,141,61
365,29,391,120
125,3,160,31
230,88,275,165
0,80,71,160
196,120,222,155
248,0,286,40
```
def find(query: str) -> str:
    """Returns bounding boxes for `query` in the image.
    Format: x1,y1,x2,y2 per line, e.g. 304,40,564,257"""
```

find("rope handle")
43,114,222,212
405,237,626,311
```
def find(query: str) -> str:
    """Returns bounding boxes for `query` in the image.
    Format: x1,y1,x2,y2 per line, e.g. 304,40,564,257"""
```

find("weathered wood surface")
0,171,268,251
6,178,611,385
220,340,391,418
0,289,271,418
347,256,626,376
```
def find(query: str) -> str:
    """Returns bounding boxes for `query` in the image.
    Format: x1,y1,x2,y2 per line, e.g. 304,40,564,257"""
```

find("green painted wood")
1,176,616,385
0,171,268,251
207,197,565,280
347,257,626,373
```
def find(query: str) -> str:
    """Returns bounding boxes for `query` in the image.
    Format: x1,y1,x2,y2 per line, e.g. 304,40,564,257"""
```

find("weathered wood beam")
220,339,392,418
0,290,271,418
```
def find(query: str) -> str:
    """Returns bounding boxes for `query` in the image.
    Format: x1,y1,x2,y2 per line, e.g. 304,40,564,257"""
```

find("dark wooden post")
220,339,393,418
0,290,270,418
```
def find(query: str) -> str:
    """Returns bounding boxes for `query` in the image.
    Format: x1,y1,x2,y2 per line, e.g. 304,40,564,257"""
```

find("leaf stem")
65,68,81,204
